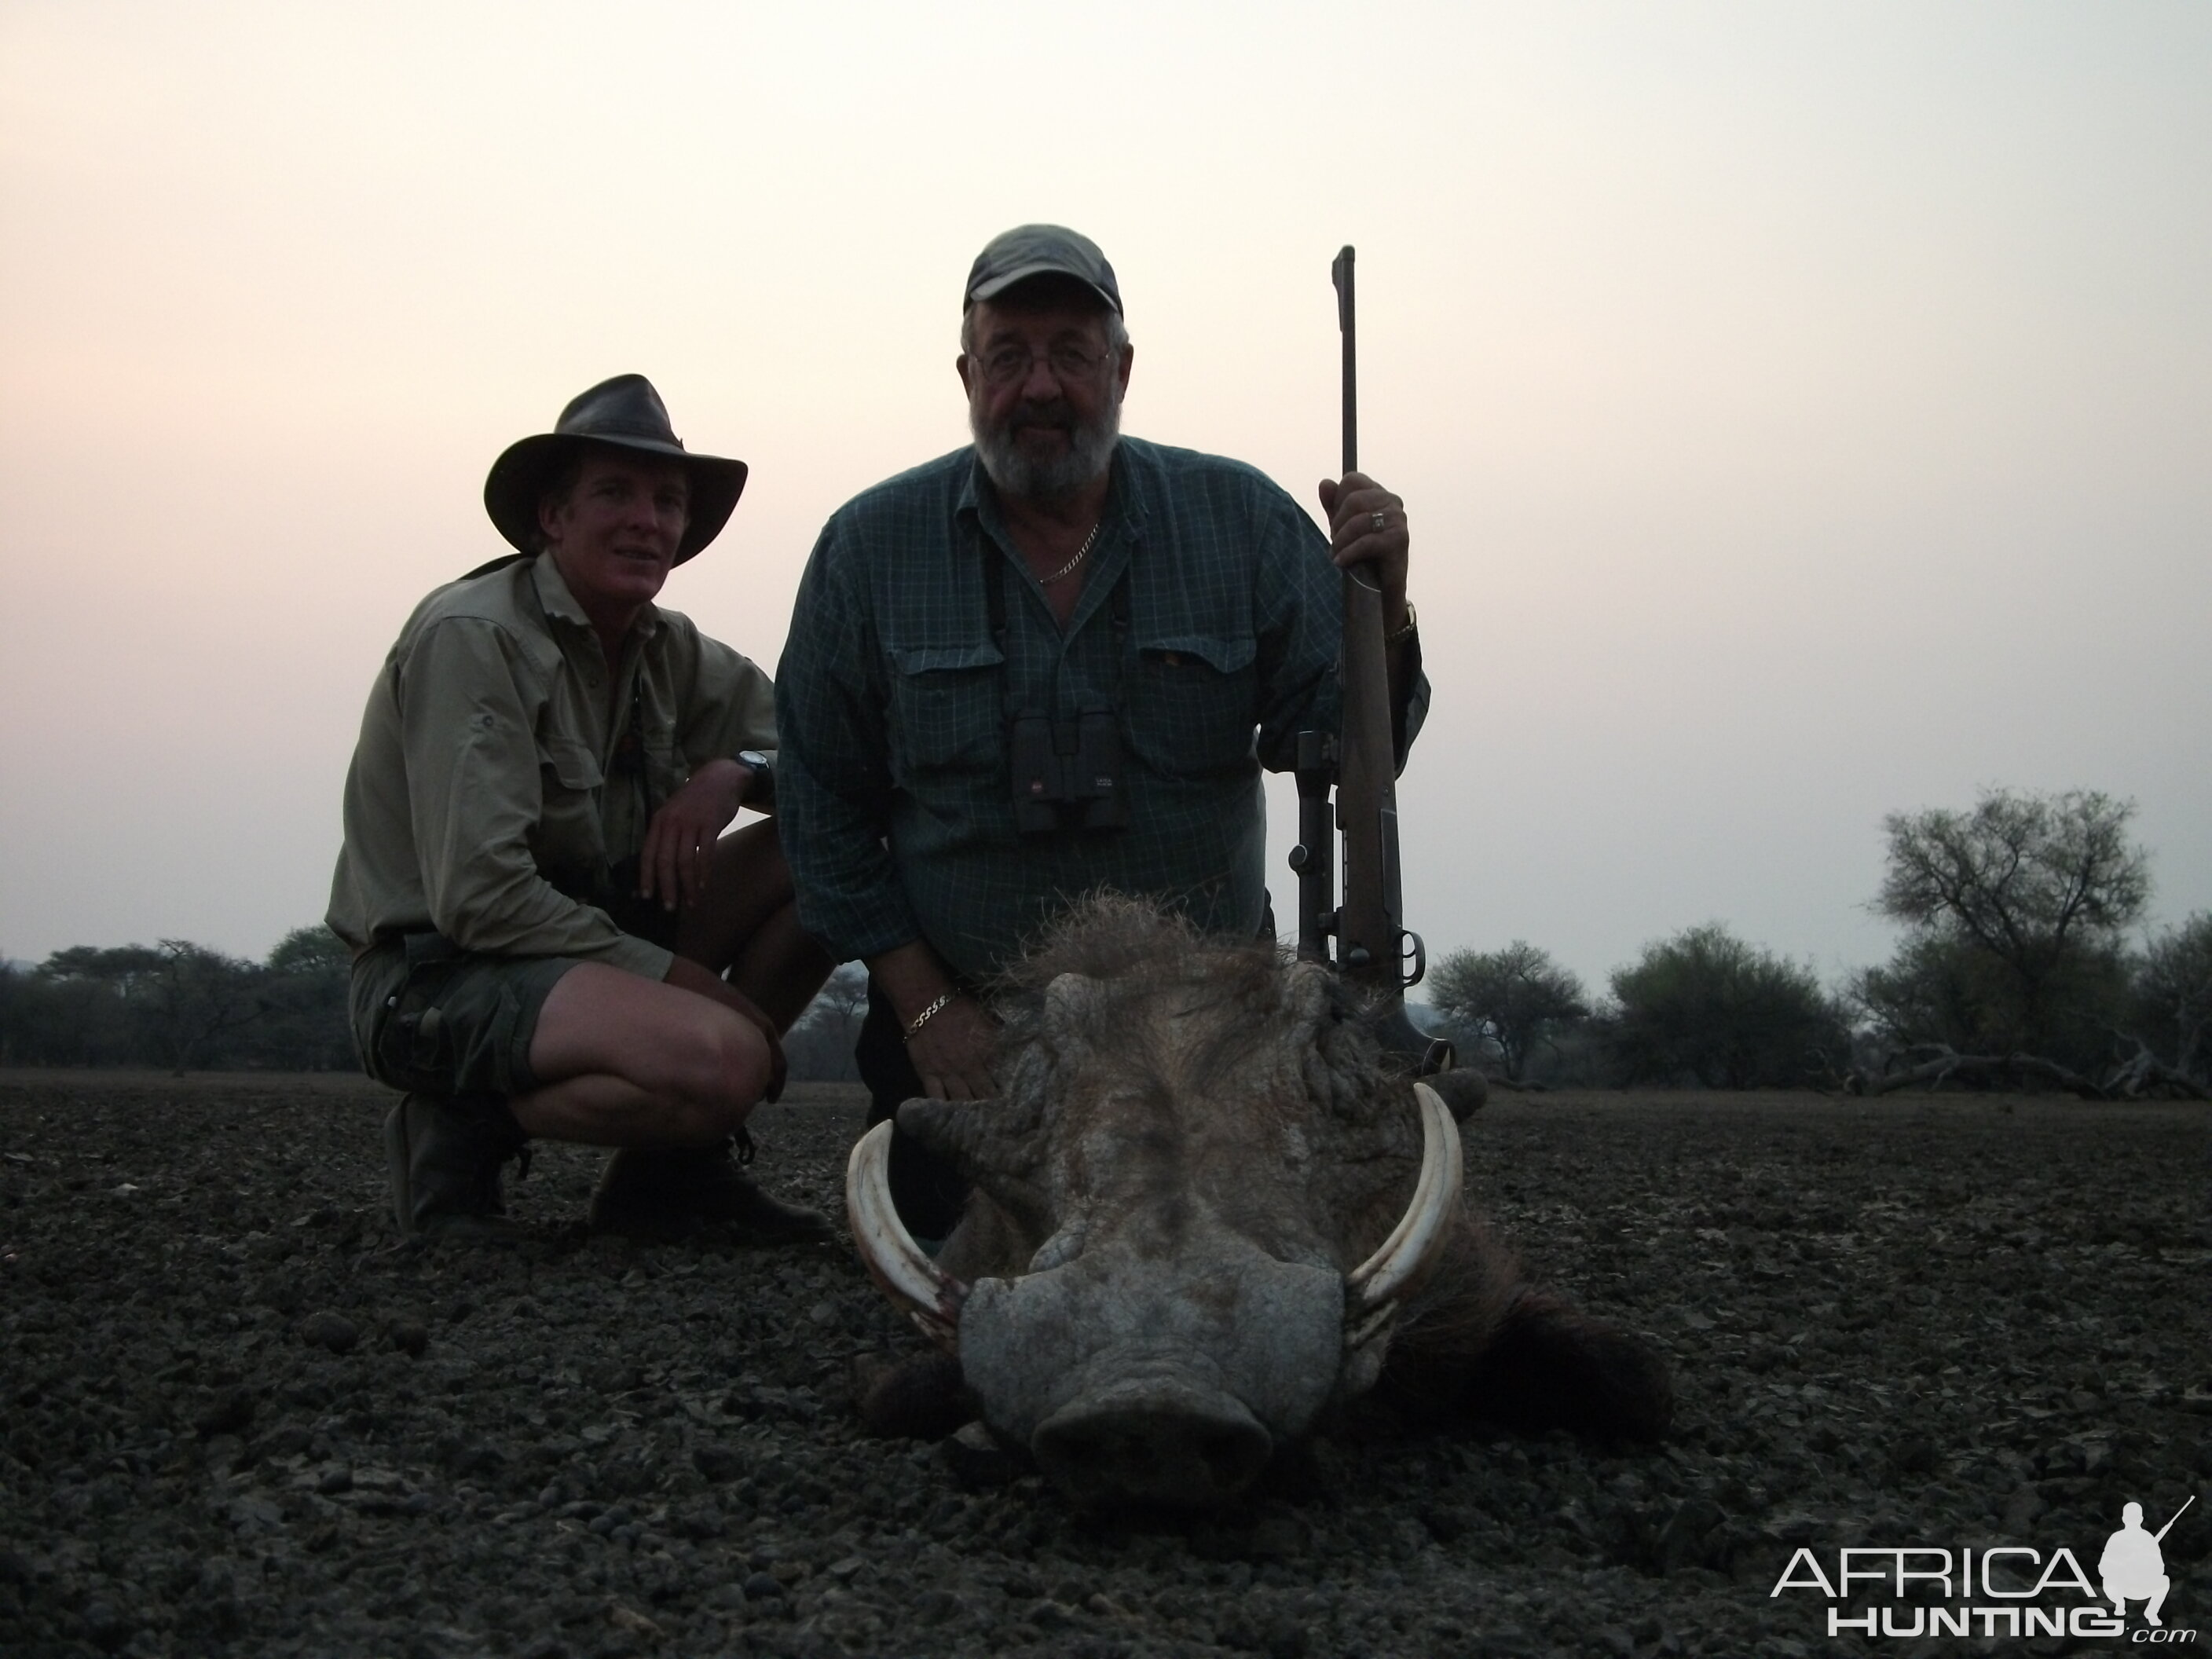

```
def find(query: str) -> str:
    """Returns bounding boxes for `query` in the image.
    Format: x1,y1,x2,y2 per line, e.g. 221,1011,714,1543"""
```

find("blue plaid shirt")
775,437,1428,980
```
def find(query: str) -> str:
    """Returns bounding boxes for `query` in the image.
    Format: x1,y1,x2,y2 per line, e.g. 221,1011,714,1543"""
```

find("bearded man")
775,226,1428,1236
329,375,833,1243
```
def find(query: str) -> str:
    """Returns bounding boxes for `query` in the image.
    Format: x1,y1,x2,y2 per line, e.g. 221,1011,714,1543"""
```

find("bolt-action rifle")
1291,247,1452,1075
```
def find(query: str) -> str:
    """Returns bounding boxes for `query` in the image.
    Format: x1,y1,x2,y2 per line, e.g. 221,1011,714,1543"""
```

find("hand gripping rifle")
1291,247,1452,1075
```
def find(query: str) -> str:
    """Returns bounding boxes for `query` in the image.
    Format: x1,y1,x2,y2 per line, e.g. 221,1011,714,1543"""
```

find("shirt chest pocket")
637,719,684,814
535,739,607,868
887,643,1004,782
1125,632,1258,778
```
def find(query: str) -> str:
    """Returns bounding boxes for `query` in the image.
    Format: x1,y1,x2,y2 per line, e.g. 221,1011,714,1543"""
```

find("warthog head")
847,897,1485,1508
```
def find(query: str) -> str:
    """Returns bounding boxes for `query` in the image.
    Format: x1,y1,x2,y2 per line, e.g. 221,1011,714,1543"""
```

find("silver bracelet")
902,991,957,1042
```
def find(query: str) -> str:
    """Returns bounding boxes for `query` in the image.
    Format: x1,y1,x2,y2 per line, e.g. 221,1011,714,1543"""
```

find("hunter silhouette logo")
2103,1497,2192,1628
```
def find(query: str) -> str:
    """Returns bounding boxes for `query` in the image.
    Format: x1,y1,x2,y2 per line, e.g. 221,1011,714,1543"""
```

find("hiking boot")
383,1092,529,1243
588,1136,833,1246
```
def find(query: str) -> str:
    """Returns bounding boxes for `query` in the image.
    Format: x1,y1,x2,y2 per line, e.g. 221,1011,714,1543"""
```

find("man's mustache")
1005,401,1076,436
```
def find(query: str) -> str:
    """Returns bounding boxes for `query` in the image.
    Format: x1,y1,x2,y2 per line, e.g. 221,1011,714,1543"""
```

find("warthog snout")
1033,1378,1273,1507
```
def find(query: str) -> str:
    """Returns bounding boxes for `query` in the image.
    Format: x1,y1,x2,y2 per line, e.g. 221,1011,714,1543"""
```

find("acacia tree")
1428,942,1588,1081
1873,788,2148,1060
2133,912,2212,1082
1608,924,1844,1089
143,940,263,1075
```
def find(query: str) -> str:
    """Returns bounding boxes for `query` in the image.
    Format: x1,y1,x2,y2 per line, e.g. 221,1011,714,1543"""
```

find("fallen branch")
2106,1037,2211,1101
1851,1046,2108,1101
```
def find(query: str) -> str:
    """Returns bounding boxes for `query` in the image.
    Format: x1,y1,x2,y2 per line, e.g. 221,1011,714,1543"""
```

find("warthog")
848,898,1671,1508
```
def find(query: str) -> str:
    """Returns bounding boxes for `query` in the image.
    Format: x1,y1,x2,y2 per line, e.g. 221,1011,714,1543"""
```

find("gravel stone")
1,1072,2206,1657
193,1386,255,1438
300,1310,359,1353
943,1420,1017,1489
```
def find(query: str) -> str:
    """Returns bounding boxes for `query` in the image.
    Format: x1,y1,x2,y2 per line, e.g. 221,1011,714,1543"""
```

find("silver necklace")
1040,519,1102,585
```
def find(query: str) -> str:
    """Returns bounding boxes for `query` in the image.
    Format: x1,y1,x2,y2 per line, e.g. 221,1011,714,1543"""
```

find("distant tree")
1873,788,2149,1063
255,925,355,1071
141,940,264,1075
32,944,170,1064
42,943,168,991
783,961,870,1082
1609,924,1844,1089
5,925,360,1073
267,925,350,976
2132,912,2212,1083
1428,942,1589,1082
0,958,27,1065
1855,933,2022,1056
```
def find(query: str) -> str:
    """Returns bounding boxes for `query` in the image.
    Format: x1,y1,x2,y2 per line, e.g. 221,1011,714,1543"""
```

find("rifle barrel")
1331,243,1395,989
1331,246,1357,474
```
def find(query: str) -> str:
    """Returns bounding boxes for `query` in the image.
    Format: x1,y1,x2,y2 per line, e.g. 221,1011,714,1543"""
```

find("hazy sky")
2,1,2207,995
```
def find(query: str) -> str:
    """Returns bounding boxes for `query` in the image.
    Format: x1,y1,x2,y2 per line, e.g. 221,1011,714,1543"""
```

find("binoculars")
1009,707,1130,835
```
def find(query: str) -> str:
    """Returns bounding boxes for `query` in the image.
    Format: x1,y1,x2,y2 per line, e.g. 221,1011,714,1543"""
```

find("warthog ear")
897,1097,1048,1223
1282,960,1364,1119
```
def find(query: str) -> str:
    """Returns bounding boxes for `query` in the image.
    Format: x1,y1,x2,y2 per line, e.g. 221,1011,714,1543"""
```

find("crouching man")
327,374,833,1243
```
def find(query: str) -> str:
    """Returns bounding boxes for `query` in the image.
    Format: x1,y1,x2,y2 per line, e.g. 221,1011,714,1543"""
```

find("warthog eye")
1028,1228,1085,1272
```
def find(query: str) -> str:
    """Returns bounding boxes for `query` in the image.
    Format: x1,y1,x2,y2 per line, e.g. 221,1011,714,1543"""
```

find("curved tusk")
844,1122,968,1353
1346,1081,1463,1315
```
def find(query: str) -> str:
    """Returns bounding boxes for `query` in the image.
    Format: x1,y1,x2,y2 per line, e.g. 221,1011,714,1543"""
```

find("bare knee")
661,1009,771,1133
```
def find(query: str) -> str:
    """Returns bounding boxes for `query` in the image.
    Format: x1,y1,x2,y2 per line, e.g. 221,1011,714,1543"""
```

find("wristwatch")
736,750,771,804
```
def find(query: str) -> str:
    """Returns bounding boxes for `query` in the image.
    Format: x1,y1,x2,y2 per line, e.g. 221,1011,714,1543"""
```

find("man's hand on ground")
639,759,754,912
1318,471,1411,630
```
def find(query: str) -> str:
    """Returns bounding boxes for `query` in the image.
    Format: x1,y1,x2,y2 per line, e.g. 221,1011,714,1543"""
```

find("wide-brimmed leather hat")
482,374,747,565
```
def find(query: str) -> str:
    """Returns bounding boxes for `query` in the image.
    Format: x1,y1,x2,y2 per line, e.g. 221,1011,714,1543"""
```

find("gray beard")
970,394,1122,503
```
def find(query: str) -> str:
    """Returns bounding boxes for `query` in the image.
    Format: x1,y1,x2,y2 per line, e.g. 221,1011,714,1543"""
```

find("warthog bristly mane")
993,892,1388,1131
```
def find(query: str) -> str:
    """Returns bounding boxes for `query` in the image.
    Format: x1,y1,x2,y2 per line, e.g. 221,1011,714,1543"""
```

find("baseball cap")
964,224,1122,316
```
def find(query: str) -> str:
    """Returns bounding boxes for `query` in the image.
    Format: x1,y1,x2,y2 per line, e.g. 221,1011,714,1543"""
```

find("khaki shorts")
350,936,578,1098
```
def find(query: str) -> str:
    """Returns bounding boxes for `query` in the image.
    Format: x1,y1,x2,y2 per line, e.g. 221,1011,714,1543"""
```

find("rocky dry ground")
1,1071,2206,1659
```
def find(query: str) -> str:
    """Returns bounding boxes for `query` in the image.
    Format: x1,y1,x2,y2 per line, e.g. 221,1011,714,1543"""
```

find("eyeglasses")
976,341,1116,388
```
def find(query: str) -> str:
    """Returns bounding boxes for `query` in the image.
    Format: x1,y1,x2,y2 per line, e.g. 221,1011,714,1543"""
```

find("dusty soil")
1,1071,2206,1658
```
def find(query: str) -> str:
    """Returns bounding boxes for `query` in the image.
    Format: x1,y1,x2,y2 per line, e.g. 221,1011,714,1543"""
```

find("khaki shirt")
327,553,776,980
